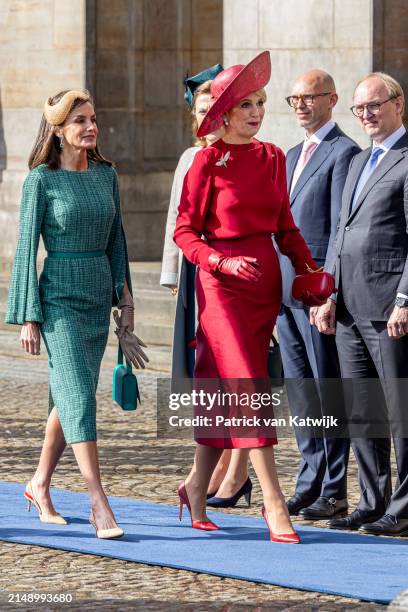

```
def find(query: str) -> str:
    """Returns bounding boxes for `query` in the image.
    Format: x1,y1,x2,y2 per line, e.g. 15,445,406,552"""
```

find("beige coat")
160,147,199,288
160,146,200,378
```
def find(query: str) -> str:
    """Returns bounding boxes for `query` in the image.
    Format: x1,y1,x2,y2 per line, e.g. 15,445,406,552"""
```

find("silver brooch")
216,151,231,167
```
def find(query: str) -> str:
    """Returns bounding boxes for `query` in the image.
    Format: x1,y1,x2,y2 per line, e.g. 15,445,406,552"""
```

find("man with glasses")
315,72,408,536
278,69,360,520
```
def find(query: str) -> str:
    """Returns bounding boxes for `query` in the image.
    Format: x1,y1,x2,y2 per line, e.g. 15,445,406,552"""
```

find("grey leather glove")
117,292,134,332
113,310,149,369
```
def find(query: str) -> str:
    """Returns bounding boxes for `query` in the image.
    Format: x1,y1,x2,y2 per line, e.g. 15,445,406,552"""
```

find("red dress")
174,139,316,448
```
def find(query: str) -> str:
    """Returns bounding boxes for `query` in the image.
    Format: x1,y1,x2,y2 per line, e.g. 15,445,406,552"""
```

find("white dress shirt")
306,119,336,147
290,120,335,194
372,124,406,165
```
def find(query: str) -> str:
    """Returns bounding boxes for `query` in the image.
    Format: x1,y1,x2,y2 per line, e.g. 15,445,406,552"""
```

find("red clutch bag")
292,266,336,307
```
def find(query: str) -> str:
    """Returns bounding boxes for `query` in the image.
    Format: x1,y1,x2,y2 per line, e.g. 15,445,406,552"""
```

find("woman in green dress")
6,89,148,539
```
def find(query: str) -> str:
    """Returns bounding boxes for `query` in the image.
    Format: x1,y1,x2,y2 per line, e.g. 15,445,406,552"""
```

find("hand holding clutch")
113,310,149,369
208,253,262,282
292,265,336,307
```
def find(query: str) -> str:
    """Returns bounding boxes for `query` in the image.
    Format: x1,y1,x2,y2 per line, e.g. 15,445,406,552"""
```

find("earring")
59,136,64,150
223,117,229,126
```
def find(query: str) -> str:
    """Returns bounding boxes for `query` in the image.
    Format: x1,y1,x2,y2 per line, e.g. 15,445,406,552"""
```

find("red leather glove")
208,253,262,282
292,267,336,307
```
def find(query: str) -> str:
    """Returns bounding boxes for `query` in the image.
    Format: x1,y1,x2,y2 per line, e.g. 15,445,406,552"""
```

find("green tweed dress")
5,162,132,443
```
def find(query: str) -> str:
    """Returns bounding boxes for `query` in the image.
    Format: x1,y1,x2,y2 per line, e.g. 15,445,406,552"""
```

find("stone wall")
2,1,408,266
0,0,223,264
87,0,223,260
223,0,373,152
0,0,86,264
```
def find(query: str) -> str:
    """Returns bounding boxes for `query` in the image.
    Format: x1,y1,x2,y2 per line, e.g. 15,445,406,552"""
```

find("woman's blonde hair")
191,80,212,147
253,88,267,102
29,90,112,170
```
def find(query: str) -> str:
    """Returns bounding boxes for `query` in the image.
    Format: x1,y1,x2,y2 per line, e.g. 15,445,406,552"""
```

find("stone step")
0,328,171,373
130,262,163,290
103,341,171,372
133,289,176,320
0,260,175,362
0,261,164,288
132,319,174,346
0,279,9,304
0,306,174,348
0,316,174,351
0,284,176,320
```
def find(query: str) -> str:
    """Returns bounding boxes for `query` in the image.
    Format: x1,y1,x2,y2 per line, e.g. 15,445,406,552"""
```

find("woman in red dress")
174,52,319,543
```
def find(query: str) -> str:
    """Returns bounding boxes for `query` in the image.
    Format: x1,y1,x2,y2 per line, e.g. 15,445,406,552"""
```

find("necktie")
350,146,384,211
290,140,319,193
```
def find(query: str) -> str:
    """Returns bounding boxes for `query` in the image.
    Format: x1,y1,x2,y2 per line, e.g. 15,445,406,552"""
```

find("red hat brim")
196,51,271,138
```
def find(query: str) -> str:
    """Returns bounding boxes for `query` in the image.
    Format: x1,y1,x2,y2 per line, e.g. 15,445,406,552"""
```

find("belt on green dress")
47,250,105,259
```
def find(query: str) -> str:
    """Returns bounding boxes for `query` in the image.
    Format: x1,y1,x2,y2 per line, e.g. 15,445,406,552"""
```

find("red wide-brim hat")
196,50,271,138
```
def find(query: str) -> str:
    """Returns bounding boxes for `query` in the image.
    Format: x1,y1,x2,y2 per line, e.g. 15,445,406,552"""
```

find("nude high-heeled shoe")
24,481,67,525
89,513,124,539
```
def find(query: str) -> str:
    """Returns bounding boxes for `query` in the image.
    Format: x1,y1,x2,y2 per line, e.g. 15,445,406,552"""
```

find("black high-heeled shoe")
206,477,252,508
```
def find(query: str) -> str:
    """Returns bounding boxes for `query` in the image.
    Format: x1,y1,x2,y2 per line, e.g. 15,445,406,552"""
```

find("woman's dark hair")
29,90,112,170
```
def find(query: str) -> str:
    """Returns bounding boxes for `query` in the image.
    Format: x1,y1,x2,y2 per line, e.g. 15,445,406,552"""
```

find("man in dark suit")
316,72,408,536
278,69,360,520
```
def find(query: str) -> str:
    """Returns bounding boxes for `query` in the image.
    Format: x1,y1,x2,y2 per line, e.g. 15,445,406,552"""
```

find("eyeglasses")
350,96,398,117
285,92,332,108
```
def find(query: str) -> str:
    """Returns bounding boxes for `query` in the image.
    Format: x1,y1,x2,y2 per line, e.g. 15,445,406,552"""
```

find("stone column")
0,0,223,265
223,0,373,151
87,0,222,261
373,0,408,96
0,0,86,268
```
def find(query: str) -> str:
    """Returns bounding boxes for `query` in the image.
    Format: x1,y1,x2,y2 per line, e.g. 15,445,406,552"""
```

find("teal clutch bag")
112,347,140,411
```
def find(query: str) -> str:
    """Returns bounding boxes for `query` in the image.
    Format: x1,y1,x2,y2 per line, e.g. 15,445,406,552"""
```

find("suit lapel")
290,139,334,203
342,149,371,216
347,134,408,222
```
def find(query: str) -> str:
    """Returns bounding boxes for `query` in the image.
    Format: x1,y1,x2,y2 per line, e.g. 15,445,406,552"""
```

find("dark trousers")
277,305,350,499
336,305,408,518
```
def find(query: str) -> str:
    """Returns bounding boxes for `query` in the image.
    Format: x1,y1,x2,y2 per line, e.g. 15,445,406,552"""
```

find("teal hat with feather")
184,63,224,108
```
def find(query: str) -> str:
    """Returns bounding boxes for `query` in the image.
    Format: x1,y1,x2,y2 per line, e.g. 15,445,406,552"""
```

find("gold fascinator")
44,90,90,125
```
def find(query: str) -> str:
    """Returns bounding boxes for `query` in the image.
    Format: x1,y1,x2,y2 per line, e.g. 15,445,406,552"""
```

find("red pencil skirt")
194,234,281,448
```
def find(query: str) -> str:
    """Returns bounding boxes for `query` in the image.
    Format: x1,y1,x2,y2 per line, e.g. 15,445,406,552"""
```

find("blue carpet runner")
0,482,407,604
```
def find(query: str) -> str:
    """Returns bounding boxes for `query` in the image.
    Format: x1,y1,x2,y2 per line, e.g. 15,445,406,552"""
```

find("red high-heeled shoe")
262,505,301,544
178,482,219,531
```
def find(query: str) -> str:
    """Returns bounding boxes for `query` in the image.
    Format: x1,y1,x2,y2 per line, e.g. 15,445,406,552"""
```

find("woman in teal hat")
160,64,224,378
6,89,148,539
160,64,235,495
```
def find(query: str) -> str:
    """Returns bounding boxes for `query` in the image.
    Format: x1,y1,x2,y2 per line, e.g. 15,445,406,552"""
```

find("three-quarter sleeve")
106,168,132,305
160,167,180,287
274,149,317,275
5,170,47,325
173,149,221,272
160,148,198,287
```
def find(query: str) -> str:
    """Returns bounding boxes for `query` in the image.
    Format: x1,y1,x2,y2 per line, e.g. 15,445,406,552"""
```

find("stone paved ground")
0,330,392,611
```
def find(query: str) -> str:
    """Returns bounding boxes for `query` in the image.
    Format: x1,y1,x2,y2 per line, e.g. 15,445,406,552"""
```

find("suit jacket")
326,131,408,320
279,124,361,308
